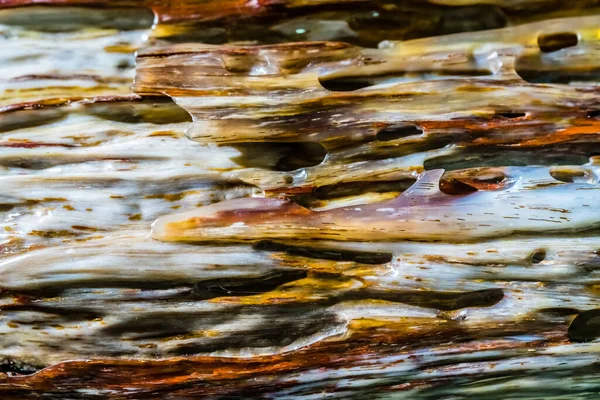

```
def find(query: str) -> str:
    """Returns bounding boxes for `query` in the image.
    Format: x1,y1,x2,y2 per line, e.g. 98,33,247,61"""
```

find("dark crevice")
568,309,600,342
376,125,423,141
587,110,600,119
254,241,393,264
230,142,327,171
318,76,374,92
439,178,478,196
159,3,507,48
351,288,505,311
439,170,509,194
193,270,308,299
537,32,578,53
87,98,192,124
313,179,417,200
0,108,67,133
424,149,590,171
0,304,103,322
515,68,600,84
530,249,547,264
496,112,526,119
168,309,341,355
318,70,491,92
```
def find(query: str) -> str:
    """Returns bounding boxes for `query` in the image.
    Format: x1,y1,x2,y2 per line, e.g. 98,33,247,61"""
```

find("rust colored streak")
0,142,75,148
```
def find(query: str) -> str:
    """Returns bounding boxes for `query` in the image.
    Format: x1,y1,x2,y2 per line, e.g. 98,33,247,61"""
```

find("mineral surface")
1,1,599,399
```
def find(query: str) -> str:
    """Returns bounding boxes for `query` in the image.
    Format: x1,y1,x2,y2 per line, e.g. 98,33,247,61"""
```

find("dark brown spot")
538,32,578,53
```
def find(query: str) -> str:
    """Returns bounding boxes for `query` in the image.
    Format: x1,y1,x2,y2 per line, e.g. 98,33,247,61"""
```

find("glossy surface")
1,1,600,399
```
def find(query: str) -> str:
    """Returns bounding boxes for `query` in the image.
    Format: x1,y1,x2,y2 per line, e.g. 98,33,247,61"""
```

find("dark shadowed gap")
537,32,578,53
254,241,393,264
515,68,600,84
496,112,526,119
587,110,600,118
0,108,67,133
376,125,423,141
313,179,417,199
349,288,505,311
424,149,590,171
193,270,308,299
318,70,492,92
438,178,479,196
568,309,600,342
87,97,192,124
230,142,327,171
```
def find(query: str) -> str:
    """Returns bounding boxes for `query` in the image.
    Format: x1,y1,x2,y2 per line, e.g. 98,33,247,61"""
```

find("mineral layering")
1,1,600,398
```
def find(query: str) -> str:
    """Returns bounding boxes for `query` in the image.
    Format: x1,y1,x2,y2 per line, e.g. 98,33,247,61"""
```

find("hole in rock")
318,70,491,92
549,168,588,183
230,142,327,171
568,308,600,342
194,270,308,299
587,110,600,119
439,178,478,196
318,76,374,91
376,125,423,141
538,32,578,53
356,288,505,311
254,241,393,265
530,249,547,264
314,179,417,199
439,169,510,195
496,112,526,119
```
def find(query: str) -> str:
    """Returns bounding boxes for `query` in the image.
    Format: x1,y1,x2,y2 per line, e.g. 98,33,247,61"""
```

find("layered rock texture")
1,1,600,398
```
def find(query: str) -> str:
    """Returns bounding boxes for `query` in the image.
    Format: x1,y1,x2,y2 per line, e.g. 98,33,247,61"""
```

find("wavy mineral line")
151,166,600,242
